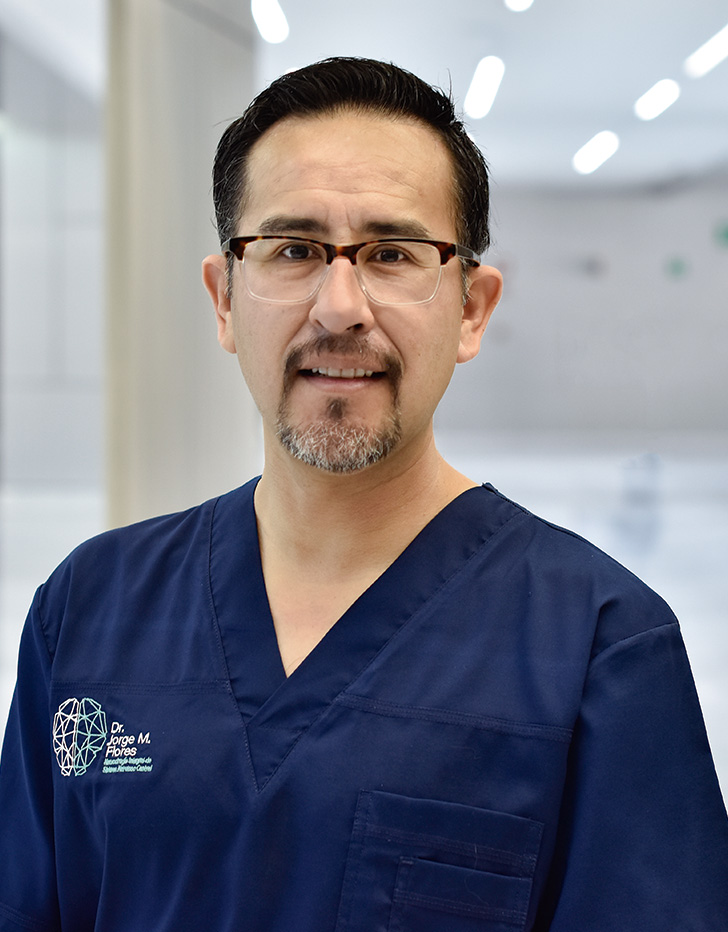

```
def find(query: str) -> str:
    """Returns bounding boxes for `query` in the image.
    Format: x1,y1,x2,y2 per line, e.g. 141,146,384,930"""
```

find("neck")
254,425,476,577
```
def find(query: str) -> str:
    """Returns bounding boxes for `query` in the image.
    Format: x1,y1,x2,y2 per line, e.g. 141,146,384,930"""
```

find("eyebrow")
255,215,433,241
257,216,326,236
361,219,432,239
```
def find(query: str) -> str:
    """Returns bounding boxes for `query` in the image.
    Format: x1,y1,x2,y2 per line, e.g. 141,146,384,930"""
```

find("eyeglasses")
222,235,480,306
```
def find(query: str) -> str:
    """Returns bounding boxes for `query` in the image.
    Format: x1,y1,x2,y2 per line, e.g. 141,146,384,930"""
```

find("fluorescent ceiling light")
504,0,535,10
684,22,728,78
464,57,505,119
634,79,681,120
572,131,620,175
251,0,289,44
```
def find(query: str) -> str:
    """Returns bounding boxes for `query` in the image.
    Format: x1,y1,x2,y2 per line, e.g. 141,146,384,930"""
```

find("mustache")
283,334,403,395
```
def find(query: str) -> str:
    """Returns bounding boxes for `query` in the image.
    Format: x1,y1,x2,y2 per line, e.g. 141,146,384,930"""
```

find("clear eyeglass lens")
242,238,443,305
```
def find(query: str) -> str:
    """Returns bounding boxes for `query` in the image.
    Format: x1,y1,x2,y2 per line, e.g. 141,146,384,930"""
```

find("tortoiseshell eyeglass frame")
221,235,481,267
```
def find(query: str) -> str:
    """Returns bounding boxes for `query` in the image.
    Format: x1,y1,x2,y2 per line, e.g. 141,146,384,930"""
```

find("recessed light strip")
684,22,728,78
572,131,620,175
464,56,506,119
634,79,681,121
251,0,289,44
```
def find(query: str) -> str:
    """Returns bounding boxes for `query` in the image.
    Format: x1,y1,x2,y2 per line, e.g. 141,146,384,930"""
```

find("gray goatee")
275,335,402,473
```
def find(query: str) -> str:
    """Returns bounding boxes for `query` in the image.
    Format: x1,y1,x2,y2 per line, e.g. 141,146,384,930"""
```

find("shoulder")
41,498,212,591
478,484,678,655
34,480,257,655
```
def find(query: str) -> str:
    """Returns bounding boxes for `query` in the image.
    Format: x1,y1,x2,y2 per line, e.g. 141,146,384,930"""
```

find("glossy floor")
1,430,726,799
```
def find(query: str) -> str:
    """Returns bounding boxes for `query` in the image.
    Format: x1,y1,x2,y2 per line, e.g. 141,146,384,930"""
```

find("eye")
278,240,319,261
368,244,411,263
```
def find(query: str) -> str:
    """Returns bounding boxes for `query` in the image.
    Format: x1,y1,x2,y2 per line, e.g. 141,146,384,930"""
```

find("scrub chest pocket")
335,791,543,932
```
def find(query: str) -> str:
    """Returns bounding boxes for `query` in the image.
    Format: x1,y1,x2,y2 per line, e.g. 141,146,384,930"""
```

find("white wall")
0,1,263,524
438,176,728,433
106,0,262,526
1,36,105,487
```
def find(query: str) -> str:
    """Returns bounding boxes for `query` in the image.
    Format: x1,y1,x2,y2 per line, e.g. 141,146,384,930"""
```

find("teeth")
311,367,375,378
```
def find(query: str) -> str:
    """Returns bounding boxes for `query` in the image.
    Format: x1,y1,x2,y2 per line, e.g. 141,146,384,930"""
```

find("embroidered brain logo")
53,698,108,776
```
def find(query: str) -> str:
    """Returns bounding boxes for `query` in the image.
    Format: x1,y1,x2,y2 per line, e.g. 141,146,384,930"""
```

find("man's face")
204,110,500,474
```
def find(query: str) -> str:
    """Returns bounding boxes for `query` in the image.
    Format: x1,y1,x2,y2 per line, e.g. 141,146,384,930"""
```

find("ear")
202,253,236,354
457,265,503,364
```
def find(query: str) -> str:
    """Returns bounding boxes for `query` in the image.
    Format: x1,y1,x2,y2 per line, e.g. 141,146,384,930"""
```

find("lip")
282,340,401,397
298,367,387,390
297,355,387,380
299,354,386,372
310,366,375,378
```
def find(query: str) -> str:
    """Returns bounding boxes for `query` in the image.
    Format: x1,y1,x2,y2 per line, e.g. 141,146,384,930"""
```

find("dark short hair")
212,57,491,263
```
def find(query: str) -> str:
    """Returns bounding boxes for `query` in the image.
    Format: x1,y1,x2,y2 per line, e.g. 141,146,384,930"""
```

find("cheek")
397,318,461,411
230,308,302,407
230,314,274,396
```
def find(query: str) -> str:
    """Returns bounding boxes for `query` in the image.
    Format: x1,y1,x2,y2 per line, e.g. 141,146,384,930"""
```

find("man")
1,57,726,931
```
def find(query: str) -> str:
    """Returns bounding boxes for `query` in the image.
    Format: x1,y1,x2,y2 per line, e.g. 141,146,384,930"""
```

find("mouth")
282,335,400,398
304,366,385,380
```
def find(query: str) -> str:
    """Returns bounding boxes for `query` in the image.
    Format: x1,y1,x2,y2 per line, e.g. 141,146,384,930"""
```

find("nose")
308,256,375,334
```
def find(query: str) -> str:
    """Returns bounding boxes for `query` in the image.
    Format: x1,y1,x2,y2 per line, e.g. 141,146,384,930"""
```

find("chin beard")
276,399,402,474
275,334,403,473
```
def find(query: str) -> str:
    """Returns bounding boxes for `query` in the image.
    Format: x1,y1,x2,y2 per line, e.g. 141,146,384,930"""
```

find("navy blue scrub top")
1,480,727,931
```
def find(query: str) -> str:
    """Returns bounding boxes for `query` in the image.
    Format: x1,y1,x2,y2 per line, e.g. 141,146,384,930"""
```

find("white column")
106,0,261,527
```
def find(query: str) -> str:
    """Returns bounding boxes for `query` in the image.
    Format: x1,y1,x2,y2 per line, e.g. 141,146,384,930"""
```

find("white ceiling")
257,0,728,189
2,1,727,190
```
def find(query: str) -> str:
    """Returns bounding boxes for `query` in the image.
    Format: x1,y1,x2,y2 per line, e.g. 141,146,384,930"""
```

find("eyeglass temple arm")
221,239,244,259
453,244,481,267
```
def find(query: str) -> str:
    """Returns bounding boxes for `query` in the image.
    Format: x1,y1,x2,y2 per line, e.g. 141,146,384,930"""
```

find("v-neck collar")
208,479,518,791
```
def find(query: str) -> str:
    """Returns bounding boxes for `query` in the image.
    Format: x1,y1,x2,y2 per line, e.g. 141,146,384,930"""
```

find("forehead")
240,110,458,239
